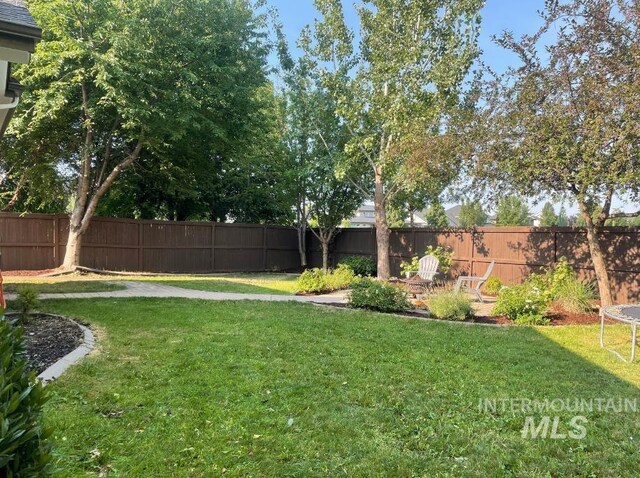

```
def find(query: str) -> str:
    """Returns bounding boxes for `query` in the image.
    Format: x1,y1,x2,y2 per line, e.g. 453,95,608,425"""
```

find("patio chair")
400,255,440,293
454,261,495,303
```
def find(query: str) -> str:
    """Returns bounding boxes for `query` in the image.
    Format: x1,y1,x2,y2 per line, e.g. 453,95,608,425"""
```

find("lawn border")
37,317,95,385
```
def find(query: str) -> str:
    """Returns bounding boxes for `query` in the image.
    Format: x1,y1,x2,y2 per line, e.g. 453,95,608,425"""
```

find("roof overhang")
0,1,41,137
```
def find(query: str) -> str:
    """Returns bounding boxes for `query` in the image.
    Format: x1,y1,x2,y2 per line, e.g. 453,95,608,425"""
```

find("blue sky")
269,0,547,73
267,0,638,215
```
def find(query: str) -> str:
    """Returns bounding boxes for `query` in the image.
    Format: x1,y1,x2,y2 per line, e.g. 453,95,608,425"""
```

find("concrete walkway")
6,281,349,304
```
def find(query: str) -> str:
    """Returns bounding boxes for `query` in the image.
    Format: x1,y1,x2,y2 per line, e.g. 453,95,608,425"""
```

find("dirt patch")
9,313,85,374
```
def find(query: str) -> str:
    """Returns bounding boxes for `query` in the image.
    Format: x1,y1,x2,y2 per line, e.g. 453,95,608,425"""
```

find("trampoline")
600,305,640,362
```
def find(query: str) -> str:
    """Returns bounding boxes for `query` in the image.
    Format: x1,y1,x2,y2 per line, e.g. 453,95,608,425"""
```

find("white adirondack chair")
402,255,440,283
455,261,495,303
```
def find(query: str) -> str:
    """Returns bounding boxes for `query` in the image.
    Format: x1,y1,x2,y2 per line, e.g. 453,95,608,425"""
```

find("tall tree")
471,0,640,305
278,30,317,269
539,202,558,227
97,85,293,224
425,200,449,228
307,0,483,278
557,206,569,227
495,196,531,226
458,198,487,227
307,96,364,270
10,0,273,270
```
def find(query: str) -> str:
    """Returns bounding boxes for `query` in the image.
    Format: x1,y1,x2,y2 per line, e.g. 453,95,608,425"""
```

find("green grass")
39,298,640,477
140,274,299,295
3,280,126,294
4,273,300,295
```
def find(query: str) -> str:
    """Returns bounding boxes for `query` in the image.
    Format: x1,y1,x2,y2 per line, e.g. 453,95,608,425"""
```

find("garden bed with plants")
6,288,85,373
305,254,602,327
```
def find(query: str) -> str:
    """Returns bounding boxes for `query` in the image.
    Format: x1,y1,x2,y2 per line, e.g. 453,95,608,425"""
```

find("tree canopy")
469,0,640,304
5,0,287,268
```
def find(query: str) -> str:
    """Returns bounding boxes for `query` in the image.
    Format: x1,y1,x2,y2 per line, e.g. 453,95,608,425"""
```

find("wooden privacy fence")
0,213,300,273
307,226,640,303
2,213,640,302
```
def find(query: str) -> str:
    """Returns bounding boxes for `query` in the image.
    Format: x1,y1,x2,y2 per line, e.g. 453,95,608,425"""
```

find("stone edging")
37,320,95,385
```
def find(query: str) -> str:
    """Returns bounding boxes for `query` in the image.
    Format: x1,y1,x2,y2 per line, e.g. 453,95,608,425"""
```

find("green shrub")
297,269,329,294
482,276,503,295
401,246,454,278
514,313,551,326
427,291,473,321
524,258,595,313
297,265,356,294
554,279,596,313
349,278,412,313
0,319,53,476
424,245,454,273
493,284,550,324
400,256,420,277
16,287,39,324
338,256,376,277
326,264,356,290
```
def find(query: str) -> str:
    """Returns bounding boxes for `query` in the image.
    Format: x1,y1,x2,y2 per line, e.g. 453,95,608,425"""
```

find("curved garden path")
6,281,349,304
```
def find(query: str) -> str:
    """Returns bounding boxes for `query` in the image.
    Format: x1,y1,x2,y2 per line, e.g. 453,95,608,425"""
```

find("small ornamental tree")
471,0,640,305
279,30,364,271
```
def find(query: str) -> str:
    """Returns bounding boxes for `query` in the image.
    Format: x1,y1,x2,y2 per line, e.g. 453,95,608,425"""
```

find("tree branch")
79,140,144,233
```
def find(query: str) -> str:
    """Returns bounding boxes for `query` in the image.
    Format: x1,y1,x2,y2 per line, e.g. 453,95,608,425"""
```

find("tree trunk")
374,169,391,279
298,224,307,270
321,240,330,272
61,140,143,271
62,225,83,270
297,202,307,270
578,201,614,307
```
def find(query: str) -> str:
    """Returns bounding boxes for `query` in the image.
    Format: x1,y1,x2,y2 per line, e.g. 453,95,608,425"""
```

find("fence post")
470,229,476,276
53,214,59,268
553,228,558,266
210,222,216,272
137,221,143,271
263,225,268,271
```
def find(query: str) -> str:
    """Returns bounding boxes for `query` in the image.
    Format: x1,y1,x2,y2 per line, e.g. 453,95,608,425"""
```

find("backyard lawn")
139,274,299,295
40,298,640,477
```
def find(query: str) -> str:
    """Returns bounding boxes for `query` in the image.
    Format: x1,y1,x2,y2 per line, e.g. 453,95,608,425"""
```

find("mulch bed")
7,313,85,374
470,312,602,326
318,302,602,326
3,269,58,277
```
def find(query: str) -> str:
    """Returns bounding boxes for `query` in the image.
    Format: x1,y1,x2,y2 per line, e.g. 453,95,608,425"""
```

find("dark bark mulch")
3,269,58,277
319,302,601,326
10,313,85,374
